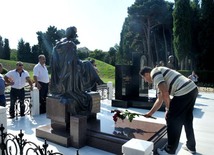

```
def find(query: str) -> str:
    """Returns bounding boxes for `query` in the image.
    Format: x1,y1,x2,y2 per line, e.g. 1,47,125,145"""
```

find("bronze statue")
50,26,103,116
167,55,175,69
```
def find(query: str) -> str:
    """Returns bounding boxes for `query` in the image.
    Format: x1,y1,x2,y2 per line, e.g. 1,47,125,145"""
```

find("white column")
122,138,154,155
30,87,40,115
107,81,113,100
0,106,7,155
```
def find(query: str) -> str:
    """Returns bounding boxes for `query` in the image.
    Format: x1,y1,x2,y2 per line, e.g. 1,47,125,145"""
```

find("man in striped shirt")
139,66,198,155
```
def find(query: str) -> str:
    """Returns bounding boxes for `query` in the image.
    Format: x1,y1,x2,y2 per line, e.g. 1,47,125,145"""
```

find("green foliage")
0,59,35,73
77,47,90,59
2,38,10,60
10,49,17,61
87,57,115,80
17,39,34,63
120,0,174,67
198,0,214,70
173,0,191,67
0,37,10,60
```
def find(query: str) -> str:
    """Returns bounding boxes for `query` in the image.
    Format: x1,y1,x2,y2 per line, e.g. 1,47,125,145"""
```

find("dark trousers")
165,88,198,154
10,88,25,116
0,94,6,107
38,82,49,114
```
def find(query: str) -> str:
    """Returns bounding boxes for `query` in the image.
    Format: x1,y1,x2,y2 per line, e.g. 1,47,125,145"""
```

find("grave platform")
86,118,167,155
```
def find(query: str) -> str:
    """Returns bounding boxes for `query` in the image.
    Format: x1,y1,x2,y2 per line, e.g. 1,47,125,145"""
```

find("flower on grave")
111,109,140,123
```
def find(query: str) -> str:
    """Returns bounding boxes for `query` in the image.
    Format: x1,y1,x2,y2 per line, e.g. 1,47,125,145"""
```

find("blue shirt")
0,74,5,95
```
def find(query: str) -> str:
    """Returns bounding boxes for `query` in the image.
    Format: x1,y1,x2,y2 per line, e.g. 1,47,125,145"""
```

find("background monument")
112,52,164,110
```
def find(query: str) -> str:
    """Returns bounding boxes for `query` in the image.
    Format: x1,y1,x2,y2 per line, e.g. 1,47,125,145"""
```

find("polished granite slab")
87,116,166,154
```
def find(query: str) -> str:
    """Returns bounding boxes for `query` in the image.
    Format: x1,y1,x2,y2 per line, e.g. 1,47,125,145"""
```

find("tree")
173,0,191,70
0,36,4,58
189,0,201,70
77,47,90,60
17,39,33,63
107,47,117,66
198,0,214,70
36,26,60,65
119,0,173,67
17,39,25,61
89,49,106,61
3,38,10,60
119,18,135,65
10,49,18,61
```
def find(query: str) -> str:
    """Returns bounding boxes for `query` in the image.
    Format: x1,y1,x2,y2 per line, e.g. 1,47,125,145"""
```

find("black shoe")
20,114,25,117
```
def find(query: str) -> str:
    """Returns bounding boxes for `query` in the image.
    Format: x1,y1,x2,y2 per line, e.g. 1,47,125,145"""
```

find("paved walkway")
6,90,214,155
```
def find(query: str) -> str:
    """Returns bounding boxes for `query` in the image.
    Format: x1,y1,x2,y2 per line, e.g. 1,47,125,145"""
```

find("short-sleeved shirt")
0,74,5,95
5,69,30,89
33,63,49,83
151,67,197,96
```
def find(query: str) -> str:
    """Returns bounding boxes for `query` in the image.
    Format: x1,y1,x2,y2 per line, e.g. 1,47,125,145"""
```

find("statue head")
168,55,174,63
65,26,77,39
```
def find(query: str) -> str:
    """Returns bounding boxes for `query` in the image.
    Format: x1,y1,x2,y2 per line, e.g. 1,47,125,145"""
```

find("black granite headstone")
112,53,151,108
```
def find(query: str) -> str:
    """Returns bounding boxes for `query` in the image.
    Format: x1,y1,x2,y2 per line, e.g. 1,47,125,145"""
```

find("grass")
92,59,115,85
0,58,115,86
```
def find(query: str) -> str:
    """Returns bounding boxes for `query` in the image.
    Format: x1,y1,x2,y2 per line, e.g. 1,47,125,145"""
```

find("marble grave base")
36,92,167,154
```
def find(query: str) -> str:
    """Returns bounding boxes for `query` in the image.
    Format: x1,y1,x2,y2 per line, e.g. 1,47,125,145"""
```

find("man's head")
139,66,153,83
38,54,46,65
16,61,24,71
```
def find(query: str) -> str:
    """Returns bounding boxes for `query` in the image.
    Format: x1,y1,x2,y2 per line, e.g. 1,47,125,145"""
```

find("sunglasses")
18,64,23,66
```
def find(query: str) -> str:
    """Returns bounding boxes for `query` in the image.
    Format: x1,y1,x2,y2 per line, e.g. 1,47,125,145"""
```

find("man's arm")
4,75,14,85
33,76,41,89
158,81,170,110
145,93,163,117
26,77,33,91
145,81,170,119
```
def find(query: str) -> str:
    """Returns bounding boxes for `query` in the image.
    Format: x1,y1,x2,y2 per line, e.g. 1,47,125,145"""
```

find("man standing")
139,66,198,155
33,55,49,114
0,63,6,107
4,62,33,118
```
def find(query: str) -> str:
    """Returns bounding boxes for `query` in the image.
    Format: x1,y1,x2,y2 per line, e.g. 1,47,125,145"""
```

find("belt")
11,87,24,90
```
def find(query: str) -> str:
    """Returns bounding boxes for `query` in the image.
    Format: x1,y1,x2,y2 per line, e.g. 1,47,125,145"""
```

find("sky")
0,0,135,51
0,0,173,51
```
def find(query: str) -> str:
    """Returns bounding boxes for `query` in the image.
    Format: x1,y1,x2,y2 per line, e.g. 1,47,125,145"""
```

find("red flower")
111,109,140,123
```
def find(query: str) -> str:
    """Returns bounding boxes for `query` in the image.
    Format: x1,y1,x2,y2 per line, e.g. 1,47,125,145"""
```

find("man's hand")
142,113,156,119
36,82,41,90
30,85,33,91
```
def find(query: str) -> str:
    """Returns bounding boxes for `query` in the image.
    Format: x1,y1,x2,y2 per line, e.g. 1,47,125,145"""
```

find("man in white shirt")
4,62,33,118
33,55,49,114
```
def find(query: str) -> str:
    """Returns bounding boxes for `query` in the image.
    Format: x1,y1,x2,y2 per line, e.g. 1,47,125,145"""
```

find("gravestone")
112,52,159,109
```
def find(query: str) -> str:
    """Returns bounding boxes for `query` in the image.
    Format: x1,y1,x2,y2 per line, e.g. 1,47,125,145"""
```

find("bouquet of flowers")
111,109,140,123
111,109,157,123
